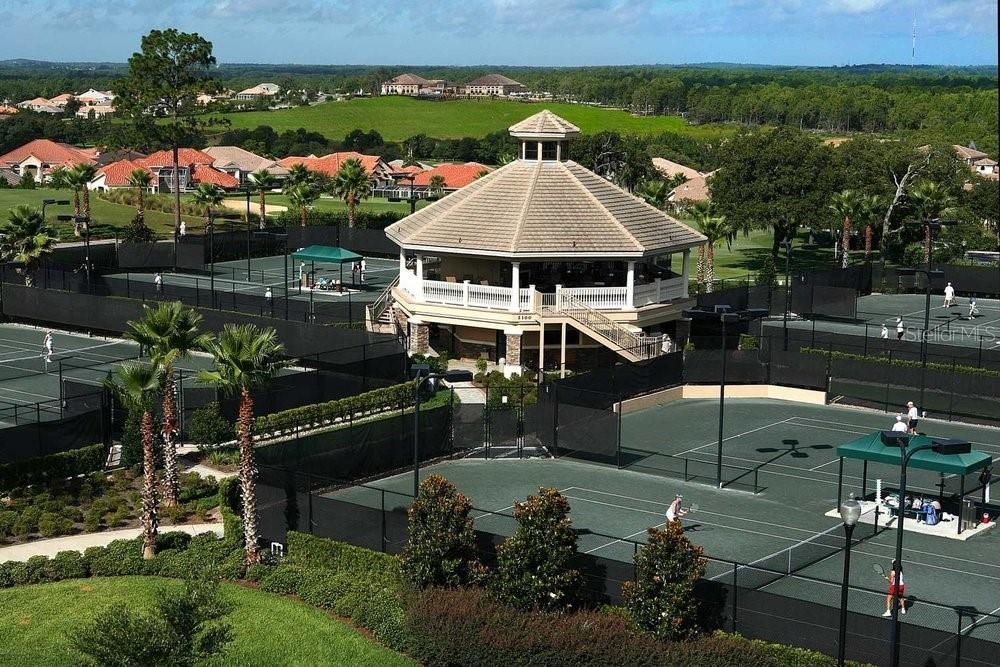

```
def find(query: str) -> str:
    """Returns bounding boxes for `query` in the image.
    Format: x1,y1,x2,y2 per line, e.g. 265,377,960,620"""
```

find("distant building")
0,139,96,183
409,162,492,193
130,148,240,193
88,160,152,192
76,89,115,106
651,158,702,182
203,146,289,186
669,170,716,205
94,149,147,167
0,104,18,115
16,97,63,114
953,144,998,179
235,83,281,101
277,151,393,188
380,74,450,97
76,104,115,119
462,74,526,97
47,93,75,107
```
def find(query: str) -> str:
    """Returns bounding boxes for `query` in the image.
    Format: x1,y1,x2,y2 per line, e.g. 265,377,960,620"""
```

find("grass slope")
0,576,414,667
215,97,732,142
0,189,199,238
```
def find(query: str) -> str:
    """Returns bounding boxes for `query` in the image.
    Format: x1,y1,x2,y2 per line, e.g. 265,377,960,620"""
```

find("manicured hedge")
286,531,400,583
273,210,405,229
254,383,413,437
0,443,105,491
405,587,868,667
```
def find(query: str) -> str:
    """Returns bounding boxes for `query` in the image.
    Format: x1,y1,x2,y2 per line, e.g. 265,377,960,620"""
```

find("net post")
731,561,739,632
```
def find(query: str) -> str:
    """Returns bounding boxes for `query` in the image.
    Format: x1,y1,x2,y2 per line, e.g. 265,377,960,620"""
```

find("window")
541,142,558,160
524,142,539,160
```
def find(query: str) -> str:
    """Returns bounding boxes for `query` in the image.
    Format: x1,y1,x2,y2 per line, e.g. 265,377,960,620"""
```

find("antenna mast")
911,17,917,66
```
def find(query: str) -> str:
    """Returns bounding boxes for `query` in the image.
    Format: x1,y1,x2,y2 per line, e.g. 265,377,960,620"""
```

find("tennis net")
710,504,883,590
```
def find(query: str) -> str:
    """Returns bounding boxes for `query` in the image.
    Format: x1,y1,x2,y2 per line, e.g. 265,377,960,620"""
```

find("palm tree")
331,159,371,227
0,205,58,286
694,211,730,293
249,170,278,229
192,183,226,230
285,163,314,189
285,182,319,227
427,174,446,200
107,361,163,560
829,189,865,269
47,166,71,191
688,201,715,288
128,169,153,219
859,193,883,262
908,180,958,264
198,324,287,566
65,164,94,236
126,302,212,507
637,180,669,210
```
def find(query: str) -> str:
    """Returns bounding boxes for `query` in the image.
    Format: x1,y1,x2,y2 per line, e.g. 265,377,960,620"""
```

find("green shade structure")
837,432,991,476
291,245,364,264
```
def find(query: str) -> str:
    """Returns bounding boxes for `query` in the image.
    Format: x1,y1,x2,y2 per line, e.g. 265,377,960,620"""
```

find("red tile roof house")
0,139,96,184
133,148,240,193
410,162,493,193
87,160,152,192
277,151,394,188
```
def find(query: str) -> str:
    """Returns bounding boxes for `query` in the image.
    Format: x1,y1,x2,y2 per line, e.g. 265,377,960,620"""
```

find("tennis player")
906,401,920,434
943,282,955,308
665,494,687,524
42,330,54,363
883,560,905,616
880,324,888,339
896,317,904,340
891,415,908,433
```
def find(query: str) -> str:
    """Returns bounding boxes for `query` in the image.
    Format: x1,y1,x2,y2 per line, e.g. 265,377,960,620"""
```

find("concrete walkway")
0,523,223,563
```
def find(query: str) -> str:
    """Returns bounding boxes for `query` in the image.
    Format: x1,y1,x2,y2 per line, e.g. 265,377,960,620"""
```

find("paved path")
0,523,223,563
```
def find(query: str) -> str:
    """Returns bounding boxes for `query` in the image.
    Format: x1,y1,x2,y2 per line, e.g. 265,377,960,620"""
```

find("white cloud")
823,0,891,14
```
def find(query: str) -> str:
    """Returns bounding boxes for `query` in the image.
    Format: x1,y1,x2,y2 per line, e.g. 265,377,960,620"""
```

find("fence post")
380,489,386,553
732,562,739,632
616,393,623,468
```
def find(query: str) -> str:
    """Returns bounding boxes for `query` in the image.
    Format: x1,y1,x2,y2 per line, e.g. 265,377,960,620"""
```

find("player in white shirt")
906,401,920,435
880,324,888,339
891,415,908,433
943,282,955,308
42,330,54,364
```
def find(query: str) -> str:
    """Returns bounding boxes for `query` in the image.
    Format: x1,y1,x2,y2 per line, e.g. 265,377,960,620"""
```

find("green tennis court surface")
329,397,1000,636
0,323,217,422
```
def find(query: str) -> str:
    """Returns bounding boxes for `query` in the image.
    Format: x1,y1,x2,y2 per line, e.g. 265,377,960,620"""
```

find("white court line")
471,485,575,521
809,459,843,471
0,385,61,401
671,418,796,457
562,494,805,544
789,416,1000,451
584,523,663,554
565,487,826,536
852,547,1000,583
962,605,1000,634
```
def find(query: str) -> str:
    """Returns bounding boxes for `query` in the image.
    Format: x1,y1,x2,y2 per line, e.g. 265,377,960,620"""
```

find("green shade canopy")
837,432,993,475
291,245,363,264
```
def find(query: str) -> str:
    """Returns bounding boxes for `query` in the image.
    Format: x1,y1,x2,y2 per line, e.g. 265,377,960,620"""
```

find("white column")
462,280,470,307
681,249,691,298
415,254,425,301
398,250,406,276
510,262,520,312
555,284,562,312
625,261,635,310
538,322,545,377
560,322,567,378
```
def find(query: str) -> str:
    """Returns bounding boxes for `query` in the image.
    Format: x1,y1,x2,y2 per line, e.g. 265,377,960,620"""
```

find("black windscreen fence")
790,285,858,320
255,402,452,483
876,264,1000,298
683,349,767,384
551,384,619,465
552,351,683,399
0,408,104,465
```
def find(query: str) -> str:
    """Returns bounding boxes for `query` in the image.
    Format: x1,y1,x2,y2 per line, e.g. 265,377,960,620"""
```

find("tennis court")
771,293,1000,350
325,396,1000,636
0,323,216,426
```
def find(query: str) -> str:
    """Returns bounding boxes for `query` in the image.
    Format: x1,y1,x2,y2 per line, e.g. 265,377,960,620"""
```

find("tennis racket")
687,504,699,513
872,563,886,577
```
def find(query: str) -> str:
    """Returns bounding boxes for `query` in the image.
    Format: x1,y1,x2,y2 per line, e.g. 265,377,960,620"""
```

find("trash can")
961,499,976,531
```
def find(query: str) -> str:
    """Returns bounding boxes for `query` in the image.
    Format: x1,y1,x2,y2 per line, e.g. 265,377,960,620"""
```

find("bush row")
404,587,863,667
253,382,414,437
800,347,1000,378
0,443,105,492
272,209,405,230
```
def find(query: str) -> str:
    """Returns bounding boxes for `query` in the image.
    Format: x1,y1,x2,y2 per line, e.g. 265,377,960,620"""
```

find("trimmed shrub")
13,506,42,535
86,538,146,577
0,510,16,539
253,382,413,436
217,477,242,545
189,402,235,447
401,475,479,588
491,488,581,611
44,550,89,581
0,443,105,492
286,531,399,582
623,523,706,641
259,563,307,595
37,512,74,538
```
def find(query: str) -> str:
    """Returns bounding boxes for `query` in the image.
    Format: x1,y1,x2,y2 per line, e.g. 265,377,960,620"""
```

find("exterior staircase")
366,276,400,334
546,293,666,362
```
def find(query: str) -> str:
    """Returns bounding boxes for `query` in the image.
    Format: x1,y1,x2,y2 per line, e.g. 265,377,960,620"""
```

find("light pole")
837,493,862,667
684,306,768,488
245,190,253,280
781,238,792,351
882,432,971,667
410,364,473,498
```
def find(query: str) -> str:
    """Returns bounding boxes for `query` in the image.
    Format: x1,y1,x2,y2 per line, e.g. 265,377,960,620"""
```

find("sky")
1,0,997,67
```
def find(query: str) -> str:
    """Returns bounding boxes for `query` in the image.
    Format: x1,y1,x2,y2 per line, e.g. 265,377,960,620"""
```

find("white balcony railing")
397,269,686,313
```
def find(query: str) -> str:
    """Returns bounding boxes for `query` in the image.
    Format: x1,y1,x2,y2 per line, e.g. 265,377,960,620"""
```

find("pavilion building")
381,111,706,376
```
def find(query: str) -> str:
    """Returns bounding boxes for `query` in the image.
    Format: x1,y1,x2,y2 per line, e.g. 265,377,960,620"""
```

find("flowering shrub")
401,475,480,588
490,487,580,611
623,522,706,640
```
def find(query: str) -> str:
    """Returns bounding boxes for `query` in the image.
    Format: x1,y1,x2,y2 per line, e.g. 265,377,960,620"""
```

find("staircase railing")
558,293,664,360
366,274,399,331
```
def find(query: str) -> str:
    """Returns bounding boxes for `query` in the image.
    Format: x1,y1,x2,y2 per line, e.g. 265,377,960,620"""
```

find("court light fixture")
55,214,74,222
880,431,910,447
930,438,971,455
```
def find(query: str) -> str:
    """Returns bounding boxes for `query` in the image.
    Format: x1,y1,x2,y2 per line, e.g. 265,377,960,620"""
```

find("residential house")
16,97,63,114
380,74,450,97
203,146,289,186
48,93,75,107
87,159,152,192
953,143,999,179
76,89,115,106
0,104,18,115
0,168,19,187
410,162,492,193
0,138,96,183
76,105,115,119
972,157,998,179
651,157,702,183
94,149,147,167
278,151,393,188
382,110,705,376
135,148,240,193
669,171,716,205
462,74,526,97
235,83,281,101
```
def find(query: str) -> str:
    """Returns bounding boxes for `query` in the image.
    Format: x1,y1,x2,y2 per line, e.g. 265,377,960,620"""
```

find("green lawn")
225,194,430,215
0,189,199,239
0,576,414,667
214,97,733,142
